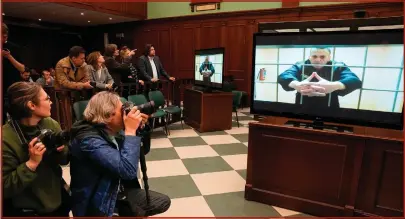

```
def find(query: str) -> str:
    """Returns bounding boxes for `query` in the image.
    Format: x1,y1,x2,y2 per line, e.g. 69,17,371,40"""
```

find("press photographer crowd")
2,22,174,216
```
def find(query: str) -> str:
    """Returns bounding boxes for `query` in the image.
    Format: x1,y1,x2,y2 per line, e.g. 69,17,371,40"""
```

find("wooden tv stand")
183,87,232,132
245,116,403,217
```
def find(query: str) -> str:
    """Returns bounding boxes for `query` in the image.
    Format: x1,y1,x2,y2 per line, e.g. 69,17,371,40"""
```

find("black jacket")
137,55,170,81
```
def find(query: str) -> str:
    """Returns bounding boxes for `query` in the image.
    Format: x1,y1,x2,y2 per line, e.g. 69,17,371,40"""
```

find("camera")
122,101,155,115
36,129,70,151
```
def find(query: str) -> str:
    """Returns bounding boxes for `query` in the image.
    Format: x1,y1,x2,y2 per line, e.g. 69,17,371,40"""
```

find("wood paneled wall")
100,2,403,103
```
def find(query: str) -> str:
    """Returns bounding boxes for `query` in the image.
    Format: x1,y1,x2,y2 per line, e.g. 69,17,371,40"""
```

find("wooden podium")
183,87,232,132
245,116,403,217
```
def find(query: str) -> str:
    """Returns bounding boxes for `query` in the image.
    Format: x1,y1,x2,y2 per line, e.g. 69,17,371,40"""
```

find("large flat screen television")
251,29,404,130
194,48,224,89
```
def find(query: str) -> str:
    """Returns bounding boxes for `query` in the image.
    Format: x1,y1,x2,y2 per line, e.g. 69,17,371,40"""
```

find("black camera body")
122,101,155,115
37,129,70,151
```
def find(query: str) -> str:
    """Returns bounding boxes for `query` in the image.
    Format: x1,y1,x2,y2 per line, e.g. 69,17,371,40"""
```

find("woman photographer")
86,51,114,91
2,82,70,216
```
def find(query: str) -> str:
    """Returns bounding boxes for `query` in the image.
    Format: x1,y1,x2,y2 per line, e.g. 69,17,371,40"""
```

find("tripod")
139,146,150,205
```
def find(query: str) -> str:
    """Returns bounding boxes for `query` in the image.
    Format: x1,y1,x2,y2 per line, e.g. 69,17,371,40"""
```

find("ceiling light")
81,12,84,15
38,19,42,21
88,21,91,23
109,18,112,20
2,13,5,16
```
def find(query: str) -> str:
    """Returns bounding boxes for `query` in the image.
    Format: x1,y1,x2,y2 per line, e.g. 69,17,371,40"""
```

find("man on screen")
278,47,362,108
199,56,215,84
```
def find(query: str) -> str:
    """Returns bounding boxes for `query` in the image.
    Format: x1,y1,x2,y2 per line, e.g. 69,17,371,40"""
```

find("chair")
120,97,128,104
232,91,243,127
149,90,183,133
72,100,89,121
128,94,169,135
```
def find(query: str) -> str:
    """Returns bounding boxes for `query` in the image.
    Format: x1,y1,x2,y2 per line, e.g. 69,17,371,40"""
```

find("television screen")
251,29,403,130
194,48,224,89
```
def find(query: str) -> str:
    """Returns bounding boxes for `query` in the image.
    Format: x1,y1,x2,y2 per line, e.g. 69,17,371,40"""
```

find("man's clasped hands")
289,72,345,97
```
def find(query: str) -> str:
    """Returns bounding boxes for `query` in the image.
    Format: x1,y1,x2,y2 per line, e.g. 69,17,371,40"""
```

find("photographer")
69,91,170,217
2,82,70,216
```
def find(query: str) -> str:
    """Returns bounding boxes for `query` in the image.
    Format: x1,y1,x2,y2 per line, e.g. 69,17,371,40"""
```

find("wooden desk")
245,117,403,217
183,88,232,132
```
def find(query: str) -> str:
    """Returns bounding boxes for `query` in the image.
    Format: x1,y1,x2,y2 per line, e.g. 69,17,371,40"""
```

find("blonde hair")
120,49,130,62
83,91,121,124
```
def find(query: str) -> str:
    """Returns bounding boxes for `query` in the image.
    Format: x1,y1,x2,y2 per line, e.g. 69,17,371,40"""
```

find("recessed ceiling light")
2,13,5,16
109,18,112,20
81,12,84,15
38,19,42,21
88,21,91,23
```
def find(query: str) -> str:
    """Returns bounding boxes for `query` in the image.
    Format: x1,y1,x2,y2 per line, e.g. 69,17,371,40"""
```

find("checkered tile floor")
62,108,312,217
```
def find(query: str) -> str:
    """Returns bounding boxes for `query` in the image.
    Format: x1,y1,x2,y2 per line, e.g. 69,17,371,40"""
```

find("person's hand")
140,113,149,124
2,50,11,59
169,77,175,81
129,50,136,56
56,145,65,152
105,84,113,90
307,73,345,94
151,78,159,82
123,106,143,135
82,81,93,89
289,72,326,97
26,137,47,171
139,80,145,86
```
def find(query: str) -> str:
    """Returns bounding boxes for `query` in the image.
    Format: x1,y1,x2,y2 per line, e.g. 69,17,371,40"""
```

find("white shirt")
97,69,102,79
148,56,158,79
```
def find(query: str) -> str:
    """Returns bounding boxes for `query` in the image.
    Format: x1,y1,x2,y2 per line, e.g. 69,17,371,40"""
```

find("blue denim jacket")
69,121,142,216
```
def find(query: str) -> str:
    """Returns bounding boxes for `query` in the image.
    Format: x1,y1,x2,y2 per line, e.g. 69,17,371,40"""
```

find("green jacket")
2,117,69,214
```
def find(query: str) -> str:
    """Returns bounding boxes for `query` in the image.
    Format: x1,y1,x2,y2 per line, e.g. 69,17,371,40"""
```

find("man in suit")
137,44,175,83
278,47,362,108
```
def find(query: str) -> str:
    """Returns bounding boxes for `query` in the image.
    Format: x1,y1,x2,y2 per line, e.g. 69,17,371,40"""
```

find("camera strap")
6,113,71,195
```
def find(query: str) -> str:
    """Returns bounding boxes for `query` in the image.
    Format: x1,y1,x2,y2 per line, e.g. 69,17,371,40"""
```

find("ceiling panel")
2,2,139,26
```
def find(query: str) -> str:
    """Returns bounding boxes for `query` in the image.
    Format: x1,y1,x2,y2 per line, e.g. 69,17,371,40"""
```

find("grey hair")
83,91,121,124
310,47,331,54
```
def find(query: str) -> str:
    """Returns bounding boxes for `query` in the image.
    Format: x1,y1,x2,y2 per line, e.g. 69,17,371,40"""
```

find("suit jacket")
137,55,170,81
54,56,90,90
86,65,114,89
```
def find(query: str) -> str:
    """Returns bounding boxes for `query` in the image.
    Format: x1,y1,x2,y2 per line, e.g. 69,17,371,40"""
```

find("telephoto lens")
36,129,70,151
122,101,155,115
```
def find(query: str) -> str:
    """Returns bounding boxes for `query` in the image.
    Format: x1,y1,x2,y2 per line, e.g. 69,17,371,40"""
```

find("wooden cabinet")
245,118,403,217
183,88,232,132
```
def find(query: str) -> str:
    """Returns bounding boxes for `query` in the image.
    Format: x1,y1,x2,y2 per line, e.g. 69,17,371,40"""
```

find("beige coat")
54,56,90,90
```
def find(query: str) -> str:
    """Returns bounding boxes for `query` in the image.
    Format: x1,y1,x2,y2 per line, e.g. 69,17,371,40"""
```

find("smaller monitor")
194,48,225,89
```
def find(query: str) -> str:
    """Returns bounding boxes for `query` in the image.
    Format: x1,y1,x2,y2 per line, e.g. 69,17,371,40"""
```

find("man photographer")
69,91,170,217
2,82,70,216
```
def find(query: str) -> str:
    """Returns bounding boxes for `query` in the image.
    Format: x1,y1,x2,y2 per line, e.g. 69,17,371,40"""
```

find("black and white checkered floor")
63,108,312,217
